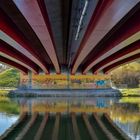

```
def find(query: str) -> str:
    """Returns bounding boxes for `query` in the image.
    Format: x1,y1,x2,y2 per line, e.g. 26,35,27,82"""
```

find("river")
0,96,139,140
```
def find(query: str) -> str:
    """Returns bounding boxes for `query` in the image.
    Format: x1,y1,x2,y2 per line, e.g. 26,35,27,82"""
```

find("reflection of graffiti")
96,99,107,108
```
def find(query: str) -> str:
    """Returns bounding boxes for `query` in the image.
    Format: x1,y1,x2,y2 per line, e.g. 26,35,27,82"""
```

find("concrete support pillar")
28,71,32,89
67,68,70,89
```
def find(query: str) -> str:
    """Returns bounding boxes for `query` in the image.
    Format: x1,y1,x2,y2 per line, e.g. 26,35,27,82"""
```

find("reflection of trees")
116,103,139,112
19,100,110,113
110,103,140,123
0,98,19,114
110,103,140,139
134,120,140,139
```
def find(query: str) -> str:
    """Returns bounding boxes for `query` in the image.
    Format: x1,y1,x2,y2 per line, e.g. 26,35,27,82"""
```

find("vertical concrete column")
28,71,32,89
110,73,113,88
67,70,70,89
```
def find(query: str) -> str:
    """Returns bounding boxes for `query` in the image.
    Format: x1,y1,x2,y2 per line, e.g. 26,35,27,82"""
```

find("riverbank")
0,90,9,96
119,88,140,96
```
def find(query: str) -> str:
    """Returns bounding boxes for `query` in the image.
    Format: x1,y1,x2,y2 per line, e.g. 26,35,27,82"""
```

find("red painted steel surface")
83,6,140,74
103,53,140,73
13,0,60,73
0,12,48,73
92,40,140,73
0,56,28,74
0,40,39,73
0,0,139,74
72,0,139,74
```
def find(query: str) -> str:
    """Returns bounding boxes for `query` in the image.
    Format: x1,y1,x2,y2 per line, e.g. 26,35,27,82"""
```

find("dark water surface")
0,96,139,140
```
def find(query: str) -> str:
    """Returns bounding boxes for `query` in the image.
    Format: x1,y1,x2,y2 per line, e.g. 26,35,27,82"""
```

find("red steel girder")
0,10,49,73
71,0,139,74
0,40,39,73
83,5,140,74
103,53,140,73
13,0,60,73
92,40,140,73
0,55,28,74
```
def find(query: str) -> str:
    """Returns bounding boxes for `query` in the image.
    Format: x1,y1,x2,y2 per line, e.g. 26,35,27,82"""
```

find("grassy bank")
0,90,9,96
1,88,140,97
0,68,20,88
119,97,140,103
120,88,140,96
0,68,19,96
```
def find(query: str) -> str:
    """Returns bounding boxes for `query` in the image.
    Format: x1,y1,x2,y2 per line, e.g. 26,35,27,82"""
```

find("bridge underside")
0,0,140,75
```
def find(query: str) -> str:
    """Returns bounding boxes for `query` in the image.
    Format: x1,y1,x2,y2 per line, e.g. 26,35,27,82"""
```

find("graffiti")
20,73,111,89
96,80,106,86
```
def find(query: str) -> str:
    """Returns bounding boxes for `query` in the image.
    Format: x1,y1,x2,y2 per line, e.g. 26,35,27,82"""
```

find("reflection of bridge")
0,112,130,140
0,0,140,74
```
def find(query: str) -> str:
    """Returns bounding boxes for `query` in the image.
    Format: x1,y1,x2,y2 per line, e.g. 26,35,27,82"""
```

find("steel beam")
84,31,140,74
92,40,140,73
0,40,39,73
72,0,139,74
103,53,140,73
13,0,60,73
0,11,49,73
0,56,28,74
83,6,140,73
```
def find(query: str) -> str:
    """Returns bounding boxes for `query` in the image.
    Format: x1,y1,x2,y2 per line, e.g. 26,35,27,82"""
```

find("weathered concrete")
9,88,121,97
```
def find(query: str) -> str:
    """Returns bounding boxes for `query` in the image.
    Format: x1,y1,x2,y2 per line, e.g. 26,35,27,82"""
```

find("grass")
0,68,20,88
120,88,140,96
0,90,9,96
0,89,16,97
119,97,140,103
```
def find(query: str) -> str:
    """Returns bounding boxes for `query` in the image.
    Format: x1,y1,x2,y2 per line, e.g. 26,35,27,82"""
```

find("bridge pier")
28,71,32,89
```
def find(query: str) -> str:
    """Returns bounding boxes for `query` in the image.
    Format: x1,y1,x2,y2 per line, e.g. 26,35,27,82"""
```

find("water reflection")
0,113,18,135
0,96,140,140
18,97,119,113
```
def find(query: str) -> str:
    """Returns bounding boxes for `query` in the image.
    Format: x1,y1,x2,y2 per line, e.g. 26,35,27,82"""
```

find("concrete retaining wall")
9,88,121,97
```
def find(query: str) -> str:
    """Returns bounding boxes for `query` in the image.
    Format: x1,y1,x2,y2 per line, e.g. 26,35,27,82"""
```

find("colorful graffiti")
20,73,111,89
